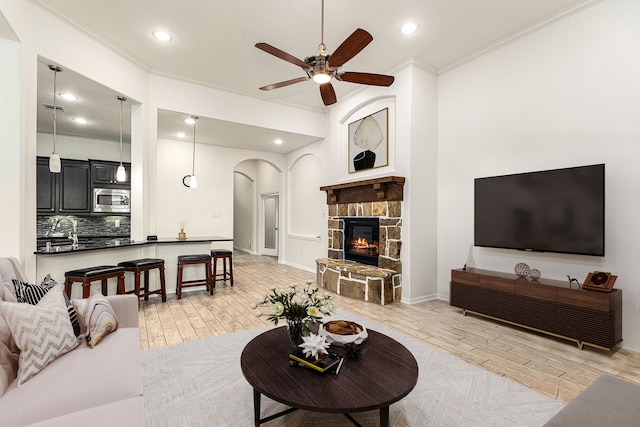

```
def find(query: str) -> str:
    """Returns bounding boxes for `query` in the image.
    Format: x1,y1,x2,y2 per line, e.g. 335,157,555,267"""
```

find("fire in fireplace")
343,217,380,266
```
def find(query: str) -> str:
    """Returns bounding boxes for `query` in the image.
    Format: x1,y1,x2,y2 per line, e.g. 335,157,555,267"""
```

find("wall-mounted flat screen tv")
474,164,605,256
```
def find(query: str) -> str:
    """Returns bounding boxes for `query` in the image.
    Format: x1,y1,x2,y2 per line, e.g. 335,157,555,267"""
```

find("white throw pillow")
72,291,118,348
0,285,79,385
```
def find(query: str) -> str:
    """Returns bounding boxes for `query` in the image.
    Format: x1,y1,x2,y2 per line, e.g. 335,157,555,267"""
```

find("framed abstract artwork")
348,108,388,173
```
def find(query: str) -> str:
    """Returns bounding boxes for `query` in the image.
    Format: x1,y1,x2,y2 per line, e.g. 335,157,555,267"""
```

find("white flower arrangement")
250,280,337,331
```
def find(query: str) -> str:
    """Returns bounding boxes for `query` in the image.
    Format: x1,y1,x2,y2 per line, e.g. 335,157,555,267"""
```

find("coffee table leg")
380,406,389,427
253,388,261,426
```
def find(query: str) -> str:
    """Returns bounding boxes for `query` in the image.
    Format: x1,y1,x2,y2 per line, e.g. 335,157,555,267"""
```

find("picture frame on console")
348,108,388,173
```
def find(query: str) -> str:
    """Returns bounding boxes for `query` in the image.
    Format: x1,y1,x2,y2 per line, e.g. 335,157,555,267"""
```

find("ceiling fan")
255,0,394,106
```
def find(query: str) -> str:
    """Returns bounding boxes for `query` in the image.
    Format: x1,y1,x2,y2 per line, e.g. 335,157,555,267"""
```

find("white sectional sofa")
0,257,144,426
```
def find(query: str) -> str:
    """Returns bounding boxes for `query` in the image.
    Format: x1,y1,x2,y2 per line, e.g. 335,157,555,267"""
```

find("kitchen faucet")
46,217,78,246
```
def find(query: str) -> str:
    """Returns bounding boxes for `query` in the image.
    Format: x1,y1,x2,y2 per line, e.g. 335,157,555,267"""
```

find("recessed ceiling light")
72,117,89,125
58,92,79,101
184,117,195,125
152,30,173,42
274,139,283,145
401,22,418,35
176,132,187,138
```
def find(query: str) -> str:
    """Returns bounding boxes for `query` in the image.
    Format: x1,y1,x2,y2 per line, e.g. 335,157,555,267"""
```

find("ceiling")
33,0,596,153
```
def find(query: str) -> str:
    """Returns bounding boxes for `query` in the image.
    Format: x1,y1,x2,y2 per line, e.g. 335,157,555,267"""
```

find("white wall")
233,170,255,253
36,133,131,162
0,39,22,259
437,0,640,350
283,141,327,271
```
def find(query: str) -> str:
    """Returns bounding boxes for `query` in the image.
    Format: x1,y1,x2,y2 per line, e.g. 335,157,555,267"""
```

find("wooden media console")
450,268,622,350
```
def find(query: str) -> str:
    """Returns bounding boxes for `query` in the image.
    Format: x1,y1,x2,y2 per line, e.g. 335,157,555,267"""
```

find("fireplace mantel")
320,176,405,205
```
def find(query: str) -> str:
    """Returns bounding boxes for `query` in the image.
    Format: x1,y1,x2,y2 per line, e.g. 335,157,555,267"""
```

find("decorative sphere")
529,269,541,280
514,262,530,278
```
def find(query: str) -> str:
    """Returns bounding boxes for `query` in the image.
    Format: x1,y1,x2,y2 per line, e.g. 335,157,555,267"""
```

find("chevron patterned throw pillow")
0,285,79,385
11,277,82,337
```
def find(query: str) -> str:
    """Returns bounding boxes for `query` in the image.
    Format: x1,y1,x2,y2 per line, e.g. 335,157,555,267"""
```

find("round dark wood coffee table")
240,326,418,426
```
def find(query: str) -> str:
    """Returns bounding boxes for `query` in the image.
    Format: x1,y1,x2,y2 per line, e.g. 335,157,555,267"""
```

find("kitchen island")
35,236,232,299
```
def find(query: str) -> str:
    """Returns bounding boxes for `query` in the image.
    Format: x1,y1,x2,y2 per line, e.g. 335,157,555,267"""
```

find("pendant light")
116,96,127,182
182,116,198,188
48,65,62,173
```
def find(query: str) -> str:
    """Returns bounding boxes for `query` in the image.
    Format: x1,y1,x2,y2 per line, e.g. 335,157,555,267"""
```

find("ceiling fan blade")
328,28,373,67
255,43,309,69
319,83,337,106
259,76,309,91
338,72,395,87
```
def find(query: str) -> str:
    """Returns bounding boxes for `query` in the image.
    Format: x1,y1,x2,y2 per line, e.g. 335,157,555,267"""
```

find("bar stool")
176,254,213,300
118,258,167,302
64,265,125,298
210,249,233,286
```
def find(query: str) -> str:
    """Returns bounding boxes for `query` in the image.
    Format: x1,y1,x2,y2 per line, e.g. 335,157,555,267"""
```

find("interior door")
262,194,278,256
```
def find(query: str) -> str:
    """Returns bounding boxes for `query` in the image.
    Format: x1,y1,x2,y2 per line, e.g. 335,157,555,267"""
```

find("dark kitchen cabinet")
91,160,131,186
37,157,91,214
36,157,57,213
60,160,91,213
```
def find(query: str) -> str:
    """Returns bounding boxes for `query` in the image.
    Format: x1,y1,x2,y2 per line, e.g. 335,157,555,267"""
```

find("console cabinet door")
59,160,91,213
36,157,57,213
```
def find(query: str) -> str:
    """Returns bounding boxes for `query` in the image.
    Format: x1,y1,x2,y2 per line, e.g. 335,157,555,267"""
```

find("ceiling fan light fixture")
312,72,331,84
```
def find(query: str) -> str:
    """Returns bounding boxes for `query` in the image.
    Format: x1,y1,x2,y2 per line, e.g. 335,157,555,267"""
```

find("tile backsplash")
37,215,131,238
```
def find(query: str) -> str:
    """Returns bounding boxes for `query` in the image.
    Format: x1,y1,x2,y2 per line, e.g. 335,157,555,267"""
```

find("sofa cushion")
0,327,142,426
26,396,145,427
12,278,82,337
72,291,118,347
544,375,640,426
0,285,79,385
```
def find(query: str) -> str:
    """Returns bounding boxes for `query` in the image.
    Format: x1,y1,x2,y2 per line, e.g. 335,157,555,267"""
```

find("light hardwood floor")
138,251,639,404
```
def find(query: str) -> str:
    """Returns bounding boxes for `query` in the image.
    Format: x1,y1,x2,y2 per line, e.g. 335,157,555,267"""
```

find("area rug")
141,311,564,426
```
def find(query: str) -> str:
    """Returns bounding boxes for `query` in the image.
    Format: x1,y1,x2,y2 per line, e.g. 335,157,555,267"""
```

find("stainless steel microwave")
93,188,130,213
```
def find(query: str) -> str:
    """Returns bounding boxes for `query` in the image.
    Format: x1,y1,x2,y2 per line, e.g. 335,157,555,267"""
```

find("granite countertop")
35,236,232,255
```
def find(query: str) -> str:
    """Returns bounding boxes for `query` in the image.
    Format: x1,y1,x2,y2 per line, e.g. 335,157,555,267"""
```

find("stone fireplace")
317,177,404,305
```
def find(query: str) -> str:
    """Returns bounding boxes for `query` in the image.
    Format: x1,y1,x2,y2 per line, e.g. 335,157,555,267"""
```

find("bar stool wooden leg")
159,265,167,302
212,257,218,288
206,259,213,295
228,256,234,286
83,280,91,298
64,278,72,298
176,263,184,300
117,272,125,294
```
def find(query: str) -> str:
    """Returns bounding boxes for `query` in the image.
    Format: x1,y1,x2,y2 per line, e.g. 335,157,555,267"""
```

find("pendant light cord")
51,66,60,154
191,116,198,175
118,96,127,165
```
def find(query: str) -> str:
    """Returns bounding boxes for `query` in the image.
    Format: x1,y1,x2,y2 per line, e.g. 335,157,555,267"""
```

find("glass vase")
286,317,306,349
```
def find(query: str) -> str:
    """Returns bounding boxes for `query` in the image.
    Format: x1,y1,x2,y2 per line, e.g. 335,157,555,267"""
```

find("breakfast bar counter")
34,236,233,299
35,236,232,255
